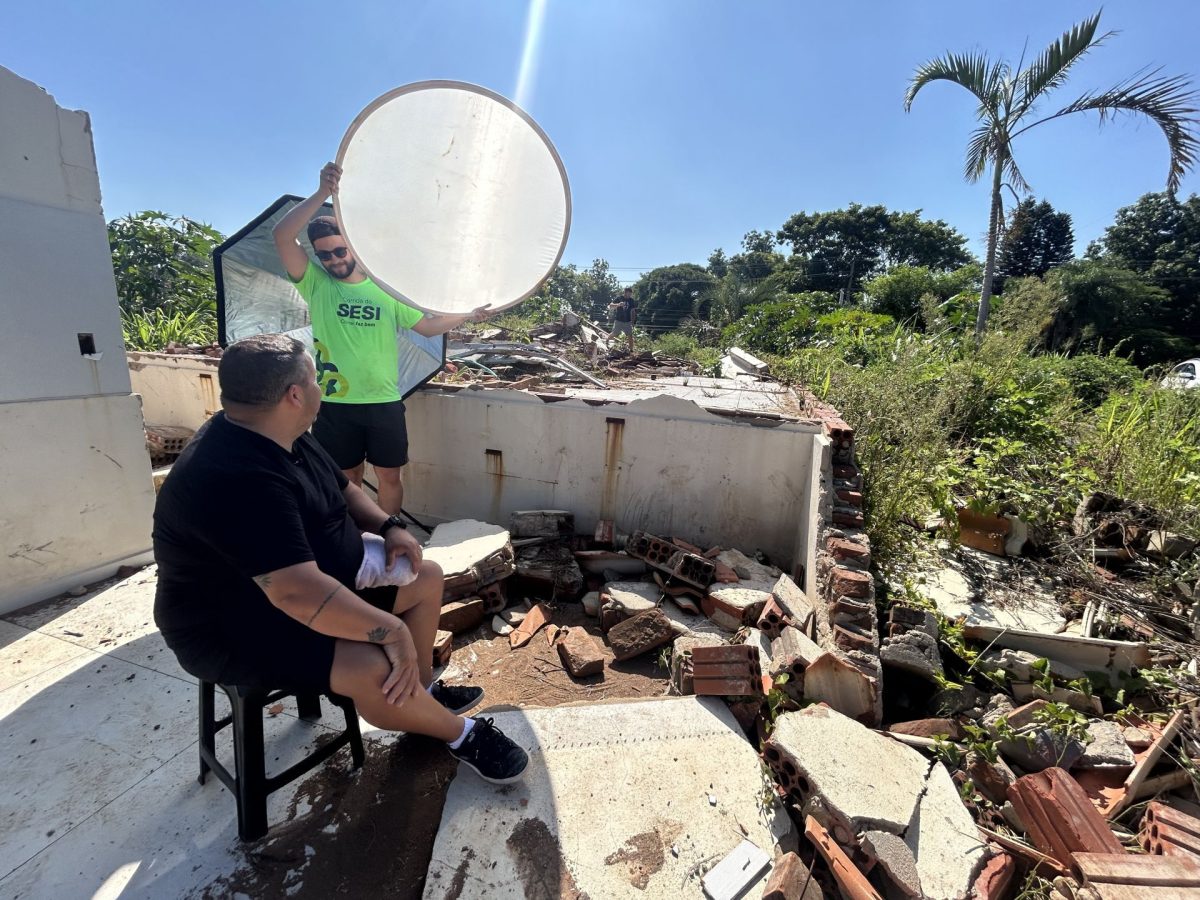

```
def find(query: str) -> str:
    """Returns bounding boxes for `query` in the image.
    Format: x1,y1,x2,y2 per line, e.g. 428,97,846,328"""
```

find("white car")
1162,358,1200,389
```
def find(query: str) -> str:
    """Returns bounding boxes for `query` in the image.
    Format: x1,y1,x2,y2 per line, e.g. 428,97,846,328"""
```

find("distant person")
153,334,528,784
608,287,637,353
272,162,492,514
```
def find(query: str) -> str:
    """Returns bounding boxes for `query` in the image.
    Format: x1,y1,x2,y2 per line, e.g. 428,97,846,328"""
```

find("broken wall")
128,352,221,427
0,66,155,613
404,388,824,573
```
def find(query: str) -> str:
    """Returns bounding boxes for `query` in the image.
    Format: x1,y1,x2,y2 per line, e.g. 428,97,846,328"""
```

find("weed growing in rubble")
960,722,1001,764
931,734,961,769
761,675,796,735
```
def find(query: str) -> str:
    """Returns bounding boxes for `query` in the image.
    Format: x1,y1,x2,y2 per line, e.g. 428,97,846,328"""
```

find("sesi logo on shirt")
336,303,381,321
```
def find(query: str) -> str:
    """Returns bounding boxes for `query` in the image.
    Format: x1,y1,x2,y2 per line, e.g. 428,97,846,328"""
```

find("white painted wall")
128,352,220,427
0,67,155,614
122,364,830,580
404,388,822,572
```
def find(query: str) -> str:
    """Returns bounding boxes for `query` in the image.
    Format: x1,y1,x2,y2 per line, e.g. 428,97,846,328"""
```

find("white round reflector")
334,81,571,316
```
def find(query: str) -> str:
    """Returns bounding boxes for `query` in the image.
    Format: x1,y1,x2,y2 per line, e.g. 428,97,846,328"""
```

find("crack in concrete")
899,755,942,840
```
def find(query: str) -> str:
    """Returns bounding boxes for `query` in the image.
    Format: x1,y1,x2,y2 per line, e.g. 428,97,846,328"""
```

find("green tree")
526,258,620,322
706,248,729,278
997,198,1075,283
865,264,982,323
905,10,1199,338
1088,192,1200,340
108,211,223,316
777,204,971,294
633,263,718,330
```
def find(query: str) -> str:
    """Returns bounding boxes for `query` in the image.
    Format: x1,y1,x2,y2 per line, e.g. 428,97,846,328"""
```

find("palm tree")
905,11,1198,339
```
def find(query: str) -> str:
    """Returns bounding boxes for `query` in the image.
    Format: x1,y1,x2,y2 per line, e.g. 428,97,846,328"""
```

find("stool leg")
296,693,322,721
230,691,269,841
198,681,215,785
343,699,365,769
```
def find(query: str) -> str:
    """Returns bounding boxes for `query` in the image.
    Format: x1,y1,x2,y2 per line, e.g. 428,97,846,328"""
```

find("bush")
122,307,216,351
722,300,815,355
1046,353,1143,407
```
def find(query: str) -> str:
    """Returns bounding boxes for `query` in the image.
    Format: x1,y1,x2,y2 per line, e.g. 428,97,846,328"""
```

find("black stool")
198,680,365,840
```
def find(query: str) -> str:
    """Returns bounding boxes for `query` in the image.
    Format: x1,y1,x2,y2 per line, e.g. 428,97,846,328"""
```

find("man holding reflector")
273,162,490,515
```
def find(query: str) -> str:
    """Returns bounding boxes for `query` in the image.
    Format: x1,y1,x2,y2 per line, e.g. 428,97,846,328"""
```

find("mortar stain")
442,848,475,900
506,817,588,900
603,822,681,891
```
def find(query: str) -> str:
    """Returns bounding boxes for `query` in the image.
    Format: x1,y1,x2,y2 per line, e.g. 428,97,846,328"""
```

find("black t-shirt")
152,412,363,650
614,297,636,322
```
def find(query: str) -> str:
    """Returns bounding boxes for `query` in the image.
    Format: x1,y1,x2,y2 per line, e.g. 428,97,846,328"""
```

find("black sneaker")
447,717,529,784
429,679,484,715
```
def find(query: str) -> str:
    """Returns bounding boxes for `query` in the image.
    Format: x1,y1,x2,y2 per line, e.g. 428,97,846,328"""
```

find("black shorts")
312,400,409,469
167,587,399,694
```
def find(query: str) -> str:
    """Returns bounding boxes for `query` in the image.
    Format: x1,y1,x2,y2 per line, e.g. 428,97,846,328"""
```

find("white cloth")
355,532,417,590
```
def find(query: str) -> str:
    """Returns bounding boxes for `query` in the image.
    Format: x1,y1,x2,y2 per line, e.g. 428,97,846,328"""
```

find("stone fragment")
803,652,880,725
999,729,1085,774
704,580,775,625
1076,720,1135,770
714,548,781,582
980,694,1016,729
889,718,964,741
659,598,727,638
491,615,513,636
932,683,990,718
581,591,600,616
509,603,551,649
1148,529,1198,559
861,830,921,898
768,707,985,899
600,581,659,614
712,561,740,583
965,751,1017,805
880,629,943,681
514,541,584,597
500,608,527,625
771,574,815,634
510,509,574,538
700,839,771,900
1123,726,1153,750
557,627,605,677
439,597,485,634
607,609,675,661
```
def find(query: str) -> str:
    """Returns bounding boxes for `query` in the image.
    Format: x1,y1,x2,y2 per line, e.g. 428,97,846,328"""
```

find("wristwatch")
378,514,407,536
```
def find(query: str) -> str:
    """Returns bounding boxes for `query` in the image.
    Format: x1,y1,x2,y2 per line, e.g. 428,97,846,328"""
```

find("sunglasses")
316,247,350,261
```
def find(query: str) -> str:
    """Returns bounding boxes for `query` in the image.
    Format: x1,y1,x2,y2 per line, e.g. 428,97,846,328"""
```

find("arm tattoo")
253,573,273,589
306,585,342,626
366,625,390,643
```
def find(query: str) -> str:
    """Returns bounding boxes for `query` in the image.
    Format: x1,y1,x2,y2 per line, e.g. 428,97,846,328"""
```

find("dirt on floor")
196,602,670,900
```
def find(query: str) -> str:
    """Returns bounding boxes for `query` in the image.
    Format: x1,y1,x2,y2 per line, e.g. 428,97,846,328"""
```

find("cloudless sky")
4,1,1198,282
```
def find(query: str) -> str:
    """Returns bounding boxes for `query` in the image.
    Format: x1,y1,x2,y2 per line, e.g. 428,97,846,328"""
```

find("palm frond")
1014,68,1200,193
905,51,1003,112
1016,12,1111,112
1002,153,1032,195
964,123,996,182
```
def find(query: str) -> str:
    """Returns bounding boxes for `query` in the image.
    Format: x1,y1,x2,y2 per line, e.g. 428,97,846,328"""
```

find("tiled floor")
0,568,370,898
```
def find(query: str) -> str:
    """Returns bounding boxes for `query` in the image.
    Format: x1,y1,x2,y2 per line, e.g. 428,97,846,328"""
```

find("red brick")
972,850,1016,900
889,718,965,740
693,676,762,697
757,596,789,638
607,609,674,661
439,598,485,634
557,627,605,677
833,625,875,653
691,644,757,664
509,603,551,648
830,566,872,598
693,660,758,679
836,489,863,507
826,537,870,564
832,509,865,528
433,629,453,667
1008,767,1124,866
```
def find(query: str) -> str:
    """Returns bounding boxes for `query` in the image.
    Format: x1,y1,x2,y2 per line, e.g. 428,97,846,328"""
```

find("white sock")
447,717,475,749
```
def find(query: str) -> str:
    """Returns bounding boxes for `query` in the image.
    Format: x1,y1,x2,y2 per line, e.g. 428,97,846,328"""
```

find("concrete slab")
914,561,1065,634
423,520,510,577
422,697,792,900
904,761,988,900
601,581,660,614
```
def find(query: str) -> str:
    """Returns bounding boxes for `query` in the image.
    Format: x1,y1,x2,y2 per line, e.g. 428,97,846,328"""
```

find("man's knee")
374,465,403,486
331,640,389,694
417,559,443,602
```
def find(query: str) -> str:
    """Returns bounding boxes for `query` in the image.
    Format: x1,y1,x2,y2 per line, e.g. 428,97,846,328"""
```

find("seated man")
152,334,527,784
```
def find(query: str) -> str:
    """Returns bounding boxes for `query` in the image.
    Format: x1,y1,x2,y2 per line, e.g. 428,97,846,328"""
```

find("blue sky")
4,1,1198,282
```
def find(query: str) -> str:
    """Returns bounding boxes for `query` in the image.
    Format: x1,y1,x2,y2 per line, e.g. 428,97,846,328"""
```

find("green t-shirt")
291,261,425,404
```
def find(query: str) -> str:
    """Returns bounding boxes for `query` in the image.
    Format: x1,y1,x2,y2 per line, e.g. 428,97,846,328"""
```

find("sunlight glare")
514,0,550,111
